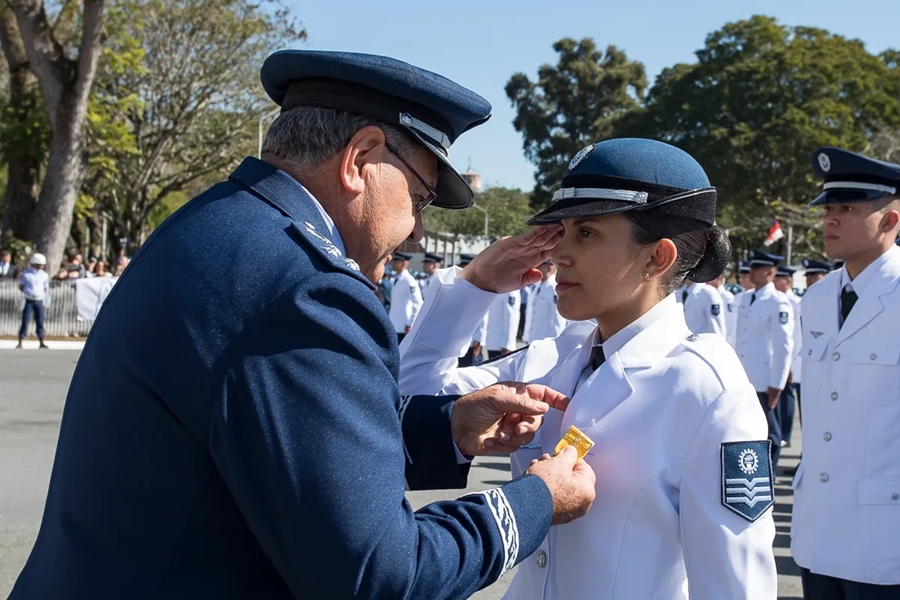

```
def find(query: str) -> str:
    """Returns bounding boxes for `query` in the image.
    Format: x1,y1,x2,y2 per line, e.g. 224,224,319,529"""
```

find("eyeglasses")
385,143,437,213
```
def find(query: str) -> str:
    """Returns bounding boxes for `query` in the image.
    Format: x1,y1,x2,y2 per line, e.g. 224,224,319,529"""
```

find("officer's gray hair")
261,107,424,169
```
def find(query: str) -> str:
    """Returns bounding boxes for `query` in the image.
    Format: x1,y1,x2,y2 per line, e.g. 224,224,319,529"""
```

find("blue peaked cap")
776,265,797,277
748,249,783,268
422,253,442,263
528,138,717,226
810,147,900,206
738,260,751,274
260,50,492,210
801,258,833,274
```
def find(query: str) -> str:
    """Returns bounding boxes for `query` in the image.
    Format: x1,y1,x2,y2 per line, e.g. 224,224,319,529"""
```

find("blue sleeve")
209,272,552,599
400,394,471,490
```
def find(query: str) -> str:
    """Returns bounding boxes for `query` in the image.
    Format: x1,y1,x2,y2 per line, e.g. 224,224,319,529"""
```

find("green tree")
618,16,900,258
81,0,304,257
426,186,535,241
3,0,106,271
506,38,646,207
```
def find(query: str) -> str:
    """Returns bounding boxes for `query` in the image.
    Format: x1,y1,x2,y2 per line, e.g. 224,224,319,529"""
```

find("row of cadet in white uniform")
391,268,569,353
394,259,800,389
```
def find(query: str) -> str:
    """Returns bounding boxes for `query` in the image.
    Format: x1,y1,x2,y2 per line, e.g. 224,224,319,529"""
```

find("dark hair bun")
687,225,731,282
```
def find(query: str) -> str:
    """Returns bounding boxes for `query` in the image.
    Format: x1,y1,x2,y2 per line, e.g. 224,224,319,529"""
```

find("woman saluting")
399,138,777,599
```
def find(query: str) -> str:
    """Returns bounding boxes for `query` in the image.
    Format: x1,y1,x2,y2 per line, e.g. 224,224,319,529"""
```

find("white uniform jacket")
399,268,777,600
388,269,424,334
677,282,727,337
792,246,900,585
717,285,736,343
486,291,521,352
420,273,438,299
734,283,794,392
727,289,744,348
785,290,802,383
523,275,567,343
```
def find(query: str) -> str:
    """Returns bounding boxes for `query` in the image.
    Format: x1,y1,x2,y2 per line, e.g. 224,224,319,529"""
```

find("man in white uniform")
727,260,751,347
792,147,900,599
388,252,423,343
419,253,442,298
485,291,520,359
734,249,794,467
676,279,727,336
523,261,567,343
774,265,802,449
709,273,735,335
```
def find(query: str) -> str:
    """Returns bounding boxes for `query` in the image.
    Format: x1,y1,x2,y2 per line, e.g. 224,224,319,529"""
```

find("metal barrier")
0,279,94,338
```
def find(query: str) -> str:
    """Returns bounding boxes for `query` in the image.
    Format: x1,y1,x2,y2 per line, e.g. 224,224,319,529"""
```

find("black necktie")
749,293,756,306
681,290,688,303
840,285,858,328
589,345,606,371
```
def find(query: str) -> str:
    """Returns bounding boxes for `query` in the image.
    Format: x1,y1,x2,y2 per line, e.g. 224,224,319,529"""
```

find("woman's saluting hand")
459,225,562,293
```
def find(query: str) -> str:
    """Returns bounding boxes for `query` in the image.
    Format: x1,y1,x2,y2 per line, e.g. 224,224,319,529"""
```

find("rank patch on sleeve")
779,311,789,324
711,304,721,316
720,441,774,522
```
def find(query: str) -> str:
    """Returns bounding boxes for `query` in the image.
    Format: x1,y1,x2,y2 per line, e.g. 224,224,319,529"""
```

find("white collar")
304,184,346,256
595,294,676,357
840,245,899,296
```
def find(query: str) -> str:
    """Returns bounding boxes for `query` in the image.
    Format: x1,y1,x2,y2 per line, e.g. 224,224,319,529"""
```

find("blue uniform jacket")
10,158,552,599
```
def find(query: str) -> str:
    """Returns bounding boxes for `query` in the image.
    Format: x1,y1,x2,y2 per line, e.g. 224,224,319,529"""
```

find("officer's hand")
500,348,511,355
471,341,482,356
452,382,569,456
460,226,563,293
767,386,781,409
526,446,596,525
405,325,411,334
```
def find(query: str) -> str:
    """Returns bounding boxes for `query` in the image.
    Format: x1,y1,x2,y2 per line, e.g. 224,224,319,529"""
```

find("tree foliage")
508,17,900,262
81,0,305,255
506,38,646,207
426,186,535,241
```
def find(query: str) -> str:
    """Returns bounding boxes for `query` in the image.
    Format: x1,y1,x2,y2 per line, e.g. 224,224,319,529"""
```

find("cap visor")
527,199,636,225
809,189,892,206
406,130,474,210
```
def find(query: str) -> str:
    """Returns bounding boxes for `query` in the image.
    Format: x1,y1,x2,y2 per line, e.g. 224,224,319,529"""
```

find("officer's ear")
339,125,388,196
879,198,900,235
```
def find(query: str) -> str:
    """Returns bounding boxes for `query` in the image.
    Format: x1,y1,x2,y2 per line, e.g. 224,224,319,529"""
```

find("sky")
282,0,898,192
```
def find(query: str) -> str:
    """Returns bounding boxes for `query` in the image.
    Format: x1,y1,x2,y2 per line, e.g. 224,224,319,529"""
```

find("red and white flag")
763,220,784,247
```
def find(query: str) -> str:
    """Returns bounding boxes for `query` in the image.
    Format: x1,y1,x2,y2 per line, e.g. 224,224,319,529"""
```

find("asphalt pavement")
0,349,802,598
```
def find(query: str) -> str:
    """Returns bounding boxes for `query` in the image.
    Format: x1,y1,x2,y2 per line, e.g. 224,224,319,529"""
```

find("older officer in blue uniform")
9,51,596,600
792,147,900,599
734,249,794,467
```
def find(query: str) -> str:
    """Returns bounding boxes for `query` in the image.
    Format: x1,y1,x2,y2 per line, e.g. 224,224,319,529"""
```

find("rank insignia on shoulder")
721,441,774,522
711,304,721,316
779,311,789,324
